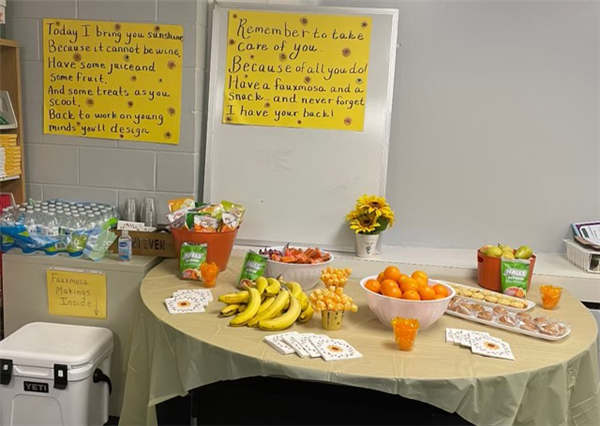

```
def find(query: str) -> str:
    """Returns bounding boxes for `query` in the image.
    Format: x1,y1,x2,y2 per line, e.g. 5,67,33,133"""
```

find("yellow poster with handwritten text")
223,11,371,131
47,269,107,319
43,19,183,143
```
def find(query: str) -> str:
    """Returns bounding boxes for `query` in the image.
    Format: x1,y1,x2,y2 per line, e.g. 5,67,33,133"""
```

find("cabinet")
0,38,25,204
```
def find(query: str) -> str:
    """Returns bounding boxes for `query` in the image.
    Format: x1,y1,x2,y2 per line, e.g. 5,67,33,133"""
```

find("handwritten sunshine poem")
43,19,183,144
223,11,372,131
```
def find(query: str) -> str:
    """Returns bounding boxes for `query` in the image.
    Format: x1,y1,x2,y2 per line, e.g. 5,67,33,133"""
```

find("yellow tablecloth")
120,250,599,426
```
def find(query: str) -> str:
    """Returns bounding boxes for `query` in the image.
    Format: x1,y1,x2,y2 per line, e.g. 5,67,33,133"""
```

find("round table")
119,250,599,426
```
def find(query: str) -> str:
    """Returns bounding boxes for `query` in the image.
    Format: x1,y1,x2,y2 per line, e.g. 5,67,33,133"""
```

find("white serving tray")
445,310,570,341
438,280,536,312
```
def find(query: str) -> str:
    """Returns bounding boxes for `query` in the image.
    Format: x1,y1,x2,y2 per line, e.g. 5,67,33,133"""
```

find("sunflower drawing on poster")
223,11,372,131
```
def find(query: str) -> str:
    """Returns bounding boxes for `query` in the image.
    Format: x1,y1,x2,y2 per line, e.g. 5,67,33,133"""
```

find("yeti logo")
24,381,49,393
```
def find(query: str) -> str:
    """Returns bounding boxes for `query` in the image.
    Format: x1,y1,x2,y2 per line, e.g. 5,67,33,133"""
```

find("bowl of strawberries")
260,245,333,290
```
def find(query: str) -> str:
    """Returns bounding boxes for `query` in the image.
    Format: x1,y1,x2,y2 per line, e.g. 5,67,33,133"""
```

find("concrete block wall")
6,0,210,223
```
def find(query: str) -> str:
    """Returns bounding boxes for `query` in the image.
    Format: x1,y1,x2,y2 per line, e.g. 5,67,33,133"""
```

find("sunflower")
345,208,360,222
356,195,393,218
349,214,380,234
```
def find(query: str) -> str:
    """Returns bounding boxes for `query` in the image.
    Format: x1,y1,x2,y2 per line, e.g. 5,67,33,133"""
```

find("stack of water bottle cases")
0,199,119,258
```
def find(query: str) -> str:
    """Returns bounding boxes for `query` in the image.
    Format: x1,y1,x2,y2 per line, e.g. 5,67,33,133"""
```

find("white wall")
318,0,599,253
6,0,211,222
8,0,599,252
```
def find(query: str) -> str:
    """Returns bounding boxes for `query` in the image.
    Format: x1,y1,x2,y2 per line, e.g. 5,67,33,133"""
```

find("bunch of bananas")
218,276,314,331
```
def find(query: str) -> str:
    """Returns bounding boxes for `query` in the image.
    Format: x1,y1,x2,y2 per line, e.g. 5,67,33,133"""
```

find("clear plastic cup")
392,317,420,351
540,285,563,310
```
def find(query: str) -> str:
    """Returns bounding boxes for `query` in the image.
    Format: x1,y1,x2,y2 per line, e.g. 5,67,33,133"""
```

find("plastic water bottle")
67,213,85,257
118,230,132,261
16,207,26,222
24,206,36,234
0,206,17,251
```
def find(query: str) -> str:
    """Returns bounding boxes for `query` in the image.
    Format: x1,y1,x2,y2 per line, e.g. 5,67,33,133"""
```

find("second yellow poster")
223,11,372,131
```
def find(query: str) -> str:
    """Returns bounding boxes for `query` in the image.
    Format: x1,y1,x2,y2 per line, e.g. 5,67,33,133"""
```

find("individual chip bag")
220,200,245,232
180,242,208,281
237,250,267,289
168,197,196,213
501,258,531,298
186,204,223,233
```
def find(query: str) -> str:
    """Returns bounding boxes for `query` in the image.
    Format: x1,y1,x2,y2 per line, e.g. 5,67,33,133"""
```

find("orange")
383,266,402,282
402,290,421,300
397,273,410,283
384,286,402,299
419,286,436,300
433,294,445,300
432,284,449,298
377,272,386,283
381,279,400,296
399,278,420,294
412,270,429,286
365,279,381,294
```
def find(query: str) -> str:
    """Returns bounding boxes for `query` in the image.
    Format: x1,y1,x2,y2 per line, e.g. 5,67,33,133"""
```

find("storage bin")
0,322,113,426
564,239,600,274
171,227,238,271
477,251,536,293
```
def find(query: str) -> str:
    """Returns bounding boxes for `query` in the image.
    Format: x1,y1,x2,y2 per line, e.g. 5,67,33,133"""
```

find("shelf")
0,39,25,204
0,175,20,182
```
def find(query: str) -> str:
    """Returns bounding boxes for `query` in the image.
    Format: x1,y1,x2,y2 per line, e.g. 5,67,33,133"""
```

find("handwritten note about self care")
43,19,183,144
223,11,372,131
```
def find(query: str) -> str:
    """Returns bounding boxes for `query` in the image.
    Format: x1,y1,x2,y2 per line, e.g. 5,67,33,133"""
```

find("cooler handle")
93,368,112,395
0,359,12,385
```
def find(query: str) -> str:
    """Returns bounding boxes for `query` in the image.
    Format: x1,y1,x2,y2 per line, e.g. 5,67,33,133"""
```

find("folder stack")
0,134,21,178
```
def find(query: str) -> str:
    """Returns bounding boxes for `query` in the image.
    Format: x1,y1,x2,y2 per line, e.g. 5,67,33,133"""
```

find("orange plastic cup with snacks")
391,317,420,351
540,285,562,310
200,262,219,288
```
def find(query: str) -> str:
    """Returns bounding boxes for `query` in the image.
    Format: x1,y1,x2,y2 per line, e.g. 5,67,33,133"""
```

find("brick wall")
6,0,209,223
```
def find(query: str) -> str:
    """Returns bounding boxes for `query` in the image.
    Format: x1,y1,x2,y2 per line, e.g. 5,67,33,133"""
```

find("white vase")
355,234,379,258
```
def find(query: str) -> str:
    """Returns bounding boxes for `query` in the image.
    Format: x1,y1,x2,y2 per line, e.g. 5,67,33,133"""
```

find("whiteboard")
205,2,398,251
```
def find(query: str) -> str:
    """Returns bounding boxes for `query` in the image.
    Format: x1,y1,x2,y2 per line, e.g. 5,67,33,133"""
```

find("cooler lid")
0,322,113,370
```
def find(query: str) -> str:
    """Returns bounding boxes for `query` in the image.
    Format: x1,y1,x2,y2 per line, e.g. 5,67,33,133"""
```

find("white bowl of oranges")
360,267,455,330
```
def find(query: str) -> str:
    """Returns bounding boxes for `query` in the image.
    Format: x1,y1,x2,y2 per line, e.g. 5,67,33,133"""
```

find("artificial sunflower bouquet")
346,195,395,235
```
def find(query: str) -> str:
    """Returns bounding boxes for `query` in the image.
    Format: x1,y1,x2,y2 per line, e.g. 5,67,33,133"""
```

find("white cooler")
0,322,113,426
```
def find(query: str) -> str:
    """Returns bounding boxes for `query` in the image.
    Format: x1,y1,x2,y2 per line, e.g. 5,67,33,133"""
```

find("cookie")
485,296,499,303
476,310,493,321
516,312,532,322
498,299,511,307
539,323,560,336
519,320,537,332
472,293,485,300
493,306,509,316
510,301,526,309
498,315,518,327
533,316,549,327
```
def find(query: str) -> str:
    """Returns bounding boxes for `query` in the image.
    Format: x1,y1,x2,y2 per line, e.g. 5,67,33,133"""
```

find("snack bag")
180,242,208,280
193,214,220,233
168,197,195,213
237,250,267,289
186,204,223,232
221,200,245,232
501,258,531,298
